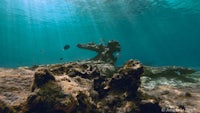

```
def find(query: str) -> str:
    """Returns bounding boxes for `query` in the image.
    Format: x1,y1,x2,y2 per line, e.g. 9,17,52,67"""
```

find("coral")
77,40,121,64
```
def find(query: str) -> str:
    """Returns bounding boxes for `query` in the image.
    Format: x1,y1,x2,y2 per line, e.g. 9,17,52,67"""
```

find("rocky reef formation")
25,59,146,113
141,66,200,113
0,60,199,113
142,66,198,88
23,68,75,113
77,40,121,64
0,60,163,113
143,66,196,77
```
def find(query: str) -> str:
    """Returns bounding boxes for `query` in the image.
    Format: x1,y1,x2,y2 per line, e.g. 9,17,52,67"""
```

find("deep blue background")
0,0,200,67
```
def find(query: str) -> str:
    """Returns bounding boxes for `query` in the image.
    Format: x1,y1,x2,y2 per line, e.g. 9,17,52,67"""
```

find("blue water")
0,0,200,68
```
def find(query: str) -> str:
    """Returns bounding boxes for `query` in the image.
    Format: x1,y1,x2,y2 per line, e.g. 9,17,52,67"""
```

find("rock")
0,68,34,113
109,60,143,96
31,68,56,92
77,40,121,64
143,66,196,77
142,66,197,84
23,68,75,113
136,64,199,113
140,85,200,113
185,92,192,97
1,60,182,113
0,99,13,113
139,101,161,113
91,59,146,113
72,92,99,113
27,59,146,113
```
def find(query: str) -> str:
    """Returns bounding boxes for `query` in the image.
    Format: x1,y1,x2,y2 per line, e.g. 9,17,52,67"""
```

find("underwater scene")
0,0,200,113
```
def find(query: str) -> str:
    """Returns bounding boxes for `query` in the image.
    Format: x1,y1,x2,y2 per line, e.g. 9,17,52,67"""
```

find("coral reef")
77,40,121,64
0,60,199,113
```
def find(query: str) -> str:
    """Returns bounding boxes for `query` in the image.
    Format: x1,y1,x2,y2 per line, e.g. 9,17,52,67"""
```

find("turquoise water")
0,0,200,68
